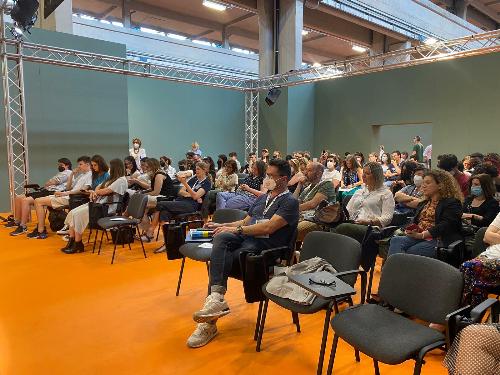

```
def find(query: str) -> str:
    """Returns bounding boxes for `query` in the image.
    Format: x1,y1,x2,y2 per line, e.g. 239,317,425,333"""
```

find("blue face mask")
471,186,483,197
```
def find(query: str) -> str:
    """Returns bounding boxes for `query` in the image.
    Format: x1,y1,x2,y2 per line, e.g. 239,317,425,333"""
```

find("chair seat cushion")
179,243,212,262
262,284,331,314
331,304,445,365
97,216,140,229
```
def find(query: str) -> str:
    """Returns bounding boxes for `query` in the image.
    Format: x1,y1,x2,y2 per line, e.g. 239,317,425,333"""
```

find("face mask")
413,175,423,187
133,143,140,149
471,186,483,197
381,156,388,162
263,177,277,191
160,161,166,168
326,161,334,170
58,166,65,172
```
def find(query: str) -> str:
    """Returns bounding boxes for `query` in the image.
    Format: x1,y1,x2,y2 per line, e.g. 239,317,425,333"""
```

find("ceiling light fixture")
203,0,227,11
192,39,213,46
312,62,322,67
167,33,188,41
424,37,438,45
352,45,367,53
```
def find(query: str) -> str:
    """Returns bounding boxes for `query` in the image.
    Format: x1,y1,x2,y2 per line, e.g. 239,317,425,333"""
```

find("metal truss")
249,29,500,90
244,91,259,156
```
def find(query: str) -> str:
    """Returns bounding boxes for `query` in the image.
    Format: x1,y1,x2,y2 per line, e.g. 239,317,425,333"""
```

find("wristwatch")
237,225,244,235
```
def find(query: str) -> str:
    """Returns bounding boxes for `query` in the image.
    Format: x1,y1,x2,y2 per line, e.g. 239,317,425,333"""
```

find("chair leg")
292,312,301,333
326,334,339,375
155,224,161,241
97,230,105,254
137,226,147,259
413,359,423,375
346,297,361,362
255,299,269,352
111,229,121,264
127,228,132,250
87,228,92,244
176,257,186,297
373,359,380,375
367,266,375,302
105,230,109,242
92,229,99,253
254,300,263,341
317,308,332,375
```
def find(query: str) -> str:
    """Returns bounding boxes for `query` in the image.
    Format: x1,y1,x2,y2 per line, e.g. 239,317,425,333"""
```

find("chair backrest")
379,254,463,324
127,194,148,219
300,232,361,286
472,227,488,258
213,208,247,224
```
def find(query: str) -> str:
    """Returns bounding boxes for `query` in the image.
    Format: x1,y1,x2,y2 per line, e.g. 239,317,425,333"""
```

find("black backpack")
48,208,67,232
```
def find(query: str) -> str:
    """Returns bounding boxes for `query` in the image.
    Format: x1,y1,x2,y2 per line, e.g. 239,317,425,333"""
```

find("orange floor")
0,219,448,375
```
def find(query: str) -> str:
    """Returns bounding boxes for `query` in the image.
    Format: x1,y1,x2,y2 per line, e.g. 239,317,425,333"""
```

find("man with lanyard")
187,159,299,348
293,161,336,242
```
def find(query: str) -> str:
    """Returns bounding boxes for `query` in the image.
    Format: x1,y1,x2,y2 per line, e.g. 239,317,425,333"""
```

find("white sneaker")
187,322,218,348
193,293,230,323
57,225,69,235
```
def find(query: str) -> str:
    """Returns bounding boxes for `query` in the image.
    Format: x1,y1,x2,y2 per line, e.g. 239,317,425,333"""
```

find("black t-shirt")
176,177,212,210
151,171,175,198
247,192,299,248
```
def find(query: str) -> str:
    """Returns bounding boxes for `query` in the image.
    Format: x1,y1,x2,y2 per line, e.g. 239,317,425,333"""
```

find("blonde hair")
425,170,464,202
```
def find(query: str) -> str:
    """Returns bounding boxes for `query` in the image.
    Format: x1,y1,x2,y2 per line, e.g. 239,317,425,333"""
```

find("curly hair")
424,169,463,202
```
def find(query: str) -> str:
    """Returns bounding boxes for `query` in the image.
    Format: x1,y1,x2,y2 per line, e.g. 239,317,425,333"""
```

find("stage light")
265,88,281,106
10,0,39,35
352,45,367,53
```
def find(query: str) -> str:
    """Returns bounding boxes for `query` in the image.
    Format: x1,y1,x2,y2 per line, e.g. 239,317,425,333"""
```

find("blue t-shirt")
247,192,299,248
176,177,212,210
92,172,110,190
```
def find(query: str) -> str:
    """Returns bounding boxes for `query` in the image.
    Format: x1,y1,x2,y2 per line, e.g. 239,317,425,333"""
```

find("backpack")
48,208,67,232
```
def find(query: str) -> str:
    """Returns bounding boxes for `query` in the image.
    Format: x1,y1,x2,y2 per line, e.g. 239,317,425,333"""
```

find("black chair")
96,193,148,264
175,208,247,296
256,232,367,375
327,253,464,375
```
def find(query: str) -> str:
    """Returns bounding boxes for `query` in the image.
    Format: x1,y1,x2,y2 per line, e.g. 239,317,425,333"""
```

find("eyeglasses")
309,277,336,288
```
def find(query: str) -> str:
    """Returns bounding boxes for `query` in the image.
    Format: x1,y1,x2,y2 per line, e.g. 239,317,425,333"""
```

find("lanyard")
192,178,206,191
263,191,289,216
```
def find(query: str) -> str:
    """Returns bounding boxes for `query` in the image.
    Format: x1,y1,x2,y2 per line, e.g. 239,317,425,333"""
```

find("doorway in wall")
371,122,433,157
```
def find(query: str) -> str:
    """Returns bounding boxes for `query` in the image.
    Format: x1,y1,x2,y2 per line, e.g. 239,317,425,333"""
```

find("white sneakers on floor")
187,293,230,348
57,225,69,235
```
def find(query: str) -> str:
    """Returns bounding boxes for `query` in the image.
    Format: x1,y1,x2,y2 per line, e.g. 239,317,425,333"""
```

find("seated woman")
216,154,228,177
61,159,128,254
460,212,500,306
381,152,399,187
340,154,364,189
241,153,257,174
90,155,110,190
388,169,463,259
287,158,303,193
216,160,267,211
335,162,395,248
124,156,140,180
203,156,217,182
201,159,238,219
155,161,212,225
462,174,499,228
160,156,176,180
394,165,426,215
138,158,175,241
321,155,341,189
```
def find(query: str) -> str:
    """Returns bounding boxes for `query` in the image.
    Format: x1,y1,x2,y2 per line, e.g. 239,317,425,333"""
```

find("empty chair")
256,232,366,375
96,193,148,264
175,208,247,296
327,253,464,375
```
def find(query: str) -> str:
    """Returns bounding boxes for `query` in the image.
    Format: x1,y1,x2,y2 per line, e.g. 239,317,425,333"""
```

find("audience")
201,159,238,219
462,174,499,228
216,160,267,211
62,159,128,254
228,152,241,172
187,159,298,348
438,154,470,197
129,138,147,172
287,158,303,193
90,155,110,190
388,170,463,258
321,155,341,188
216,154,228,176
124,156,140,179
381,152,398,186
394,164,426,215
190,142,203,157
412,136,424,163
160,156,176,180
340,154,364,189
241,152,256,174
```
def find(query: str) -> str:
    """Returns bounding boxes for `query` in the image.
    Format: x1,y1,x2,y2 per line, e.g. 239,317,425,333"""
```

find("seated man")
21,156,92,239
293,161,336,242
187,159,299,348
8,158,73,235
394,165,426,215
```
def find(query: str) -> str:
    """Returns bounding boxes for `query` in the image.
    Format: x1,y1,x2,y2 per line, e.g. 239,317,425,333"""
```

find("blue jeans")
216,192,255,211
388,235,438,258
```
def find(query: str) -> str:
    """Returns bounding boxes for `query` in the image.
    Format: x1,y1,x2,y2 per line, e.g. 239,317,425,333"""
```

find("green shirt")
299,180,336,204
413,143,424,162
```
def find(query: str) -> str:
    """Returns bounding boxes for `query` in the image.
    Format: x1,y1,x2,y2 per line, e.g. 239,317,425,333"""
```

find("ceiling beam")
99,5,118,19
303,34,327,43
469,0,500,23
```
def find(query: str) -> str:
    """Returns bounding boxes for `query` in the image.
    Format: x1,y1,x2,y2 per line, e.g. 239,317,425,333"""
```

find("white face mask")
326,161,335,170
413,175,423,187
133,143,140,149
381,156,388,162
263,177,277,191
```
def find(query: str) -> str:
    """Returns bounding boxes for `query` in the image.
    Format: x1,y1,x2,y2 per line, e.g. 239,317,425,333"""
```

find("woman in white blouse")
129,138,147,172
335,162,395,246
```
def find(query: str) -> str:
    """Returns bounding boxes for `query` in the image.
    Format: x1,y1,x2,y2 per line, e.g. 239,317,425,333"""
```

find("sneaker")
10,225,27,236
57,225,69,235
37,230,48,239
4,220,19,228
187,322,218,348
26,229,40,239
193,293,230,323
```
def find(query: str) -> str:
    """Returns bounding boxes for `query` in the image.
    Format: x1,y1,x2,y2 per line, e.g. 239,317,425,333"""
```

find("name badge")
256,219,270,238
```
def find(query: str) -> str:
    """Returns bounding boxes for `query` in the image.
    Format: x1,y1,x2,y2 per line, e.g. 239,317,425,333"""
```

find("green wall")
314,52,500,159
0,28,129,211
128,77,245,164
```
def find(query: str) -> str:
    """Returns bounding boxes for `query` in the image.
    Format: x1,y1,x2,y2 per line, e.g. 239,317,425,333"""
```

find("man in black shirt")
187,159,299,348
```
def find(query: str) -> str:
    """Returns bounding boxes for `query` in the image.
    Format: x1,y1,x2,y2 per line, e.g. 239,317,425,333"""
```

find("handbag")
313,200,342,224
47,208,67,232
162,223,185,260
69,194,90,210
88,202,108,228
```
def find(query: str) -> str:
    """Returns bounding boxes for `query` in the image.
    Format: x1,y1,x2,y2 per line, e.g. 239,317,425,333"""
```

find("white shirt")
97,176,128,214
165,165,176,180
71,171,92,193
129,148,147,171
347,186,395,227
423,144,432,160
47,170,73,192
321,169,341,183
480,213,500,259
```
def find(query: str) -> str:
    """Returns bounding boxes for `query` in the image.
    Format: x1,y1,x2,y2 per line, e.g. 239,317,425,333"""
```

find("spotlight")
265,88,281,106
10,0,39,35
